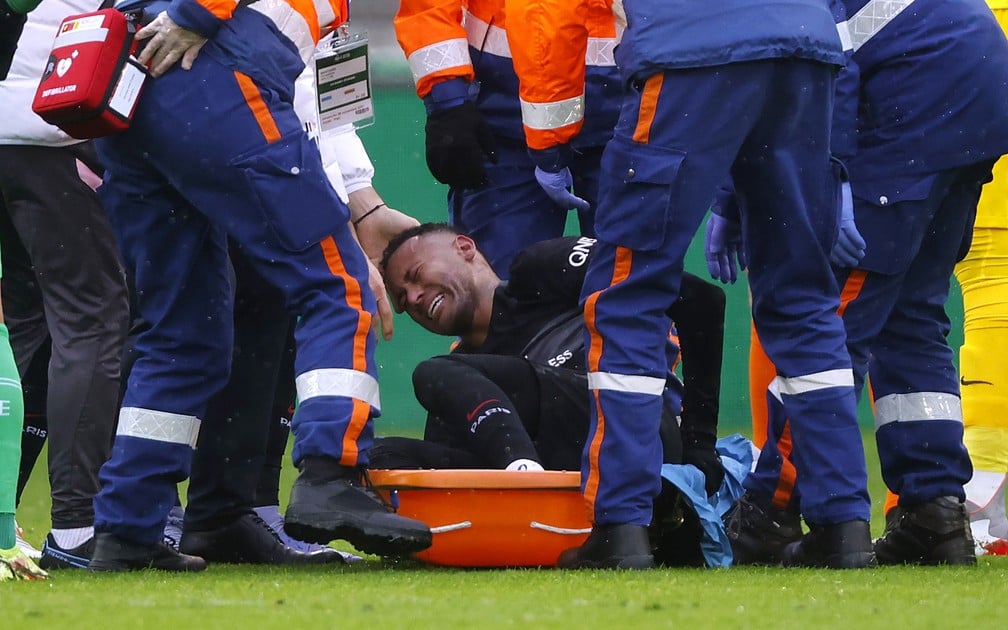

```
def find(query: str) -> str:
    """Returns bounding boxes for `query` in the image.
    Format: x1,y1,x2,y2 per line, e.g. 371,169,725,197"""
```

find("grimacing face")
383,232,481,337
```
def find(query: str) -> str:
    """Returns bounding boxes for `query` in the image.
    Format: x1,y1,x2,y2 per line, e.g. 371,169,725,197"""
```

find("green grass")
6,438,1008,629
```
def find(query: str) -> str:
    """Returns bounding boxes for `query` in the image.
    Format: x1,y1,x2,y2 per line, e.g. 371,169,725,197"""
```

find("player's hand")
829,180,866,268
425,101,497,189
135,12,207,78
704,213,746,284
683,446,725,497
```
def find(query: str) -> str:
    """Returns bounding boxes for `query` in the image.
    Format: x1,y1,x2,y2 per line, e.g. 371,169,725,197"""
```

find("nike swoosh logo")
961,376,994,386
466,399,500,422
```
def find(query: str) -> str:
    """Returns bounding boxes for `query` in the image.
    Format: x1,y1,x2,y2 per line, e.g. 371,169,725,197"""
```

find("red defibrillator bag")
31,8,148,139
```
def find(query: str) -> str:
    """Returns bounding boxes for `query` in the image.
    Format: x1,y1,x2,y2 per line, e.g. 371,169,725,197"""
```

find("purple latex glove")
534,166,591,212
704,213,746,284
829,181,866,268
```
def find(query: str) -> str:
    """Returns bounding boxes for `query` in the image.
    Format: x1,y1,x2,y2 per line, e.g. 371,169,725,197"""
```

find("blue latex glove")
704,213,746,284
534,166,591,212
829,181,866,268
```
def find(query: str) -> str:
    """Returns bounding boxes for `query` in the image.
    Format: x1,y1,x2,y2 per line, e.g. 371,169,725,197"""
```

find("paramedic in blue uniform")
86,0,431,571
563,0,874,569
717,0,1008,565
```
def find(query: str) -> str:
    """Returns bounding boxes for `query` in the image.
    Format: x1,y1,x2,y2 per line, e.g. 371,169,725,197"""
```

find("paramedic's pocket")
852,174,938,275
594,137,685,251
231,136,349,252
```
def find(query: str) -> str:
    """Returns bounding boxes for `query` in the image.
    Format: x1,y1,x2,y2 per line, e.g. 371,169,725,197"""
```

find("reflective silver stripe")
465,11,618,66
464,12,511,57
407,38,471,84
117,407,201,449
520,94,585,130
836,21,853,52
0,377,20,389
769,368,854,400
874,392,962,429
842,0,916,53
250,1,317,65
587,371,665,396
313,0,336,35
585,37,618,66
296,368,381,411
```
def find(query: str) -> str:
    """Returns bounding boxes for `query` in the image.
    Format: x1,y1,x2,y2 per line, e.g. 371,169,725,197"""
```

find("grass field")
3,90,999,627
6,438,1008,629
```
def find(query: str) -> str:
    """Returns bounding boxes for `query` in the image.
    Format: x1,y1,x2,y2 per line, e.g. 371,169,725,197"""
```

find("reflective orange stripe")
341,399,372,465
320,236,370,372
583,391,606,519
289,0,323,43
320,235,374,466
583,246,634,516
837,269,867,317
632,73,663,144
234,71,281,143
197,0,239,20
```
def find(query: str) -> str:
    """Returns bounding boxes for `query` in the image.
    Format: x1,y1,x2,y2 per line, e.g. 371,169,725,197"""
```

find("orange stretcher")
368,469,591,568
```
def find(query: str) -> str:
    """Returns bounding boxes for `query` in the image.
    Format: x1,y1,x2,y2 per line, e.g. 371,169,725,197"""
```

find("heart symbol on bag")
56,57,72,77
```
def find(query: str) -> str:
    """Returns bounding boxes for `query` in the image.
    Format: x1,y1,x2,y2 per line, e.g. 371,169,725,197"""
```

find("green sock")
0,513,14,549
5,0,44,15
0,322,24,550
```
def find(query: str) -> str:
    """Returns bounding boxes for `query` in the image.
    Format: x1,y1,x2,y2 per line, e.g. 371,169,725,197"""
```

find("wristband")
352,203,385,228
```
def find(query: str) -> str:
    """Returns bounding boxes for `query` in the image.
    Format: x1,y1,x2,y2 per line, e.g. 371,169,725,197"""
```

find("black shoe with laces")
283,458,432,557
556,524,656,570
781,519,875,568
874,496,976,566
180,512,346,565
88,532,207,572
722,492,803,565
38,534,96,570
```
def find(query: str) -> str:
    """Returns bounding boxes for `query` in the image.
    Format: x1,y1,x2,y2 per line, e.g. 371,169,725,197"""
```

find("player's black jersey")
455,236,596,372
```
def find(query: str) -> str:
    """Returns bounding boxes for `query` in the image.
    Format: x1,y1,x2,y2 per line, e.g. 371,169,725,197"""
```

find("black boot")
284,458,432,557
874,496,976,566
723,492,803,565
781,520,875,569
180,512,346,565
88,532,207,573
556,524,656,570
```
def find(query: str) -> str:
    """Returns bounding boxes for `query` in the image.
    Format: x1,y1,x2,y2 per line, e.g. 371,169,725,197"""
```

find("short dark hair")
380,222,467,272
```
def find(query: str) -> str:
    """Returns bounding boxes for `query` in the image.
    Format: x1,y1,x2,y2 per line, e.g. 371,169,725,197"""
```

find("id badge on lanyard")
313,25,375,134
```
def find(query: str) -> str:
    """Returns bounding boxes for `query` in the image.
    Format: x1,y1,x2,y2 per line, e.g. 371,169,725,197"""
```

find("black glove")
683,445,724,497
424,100,498,189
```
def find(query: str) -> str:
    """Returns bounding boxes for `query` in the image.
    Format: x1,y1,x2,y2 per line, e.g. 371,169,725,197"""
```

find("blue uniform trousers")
449,138,600,277
749,162,992,508
581,59,870,527
93,47,378,544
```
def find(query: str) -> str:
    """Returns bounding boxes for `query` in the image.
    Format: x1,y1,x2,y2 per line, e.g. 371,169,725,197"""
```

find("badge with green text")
314,29,374,133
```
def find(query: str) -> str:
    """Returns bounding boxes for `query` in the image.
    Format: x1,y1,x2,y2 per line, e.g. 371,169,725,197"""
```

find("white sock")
505,459,544,472
51,526,94,550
